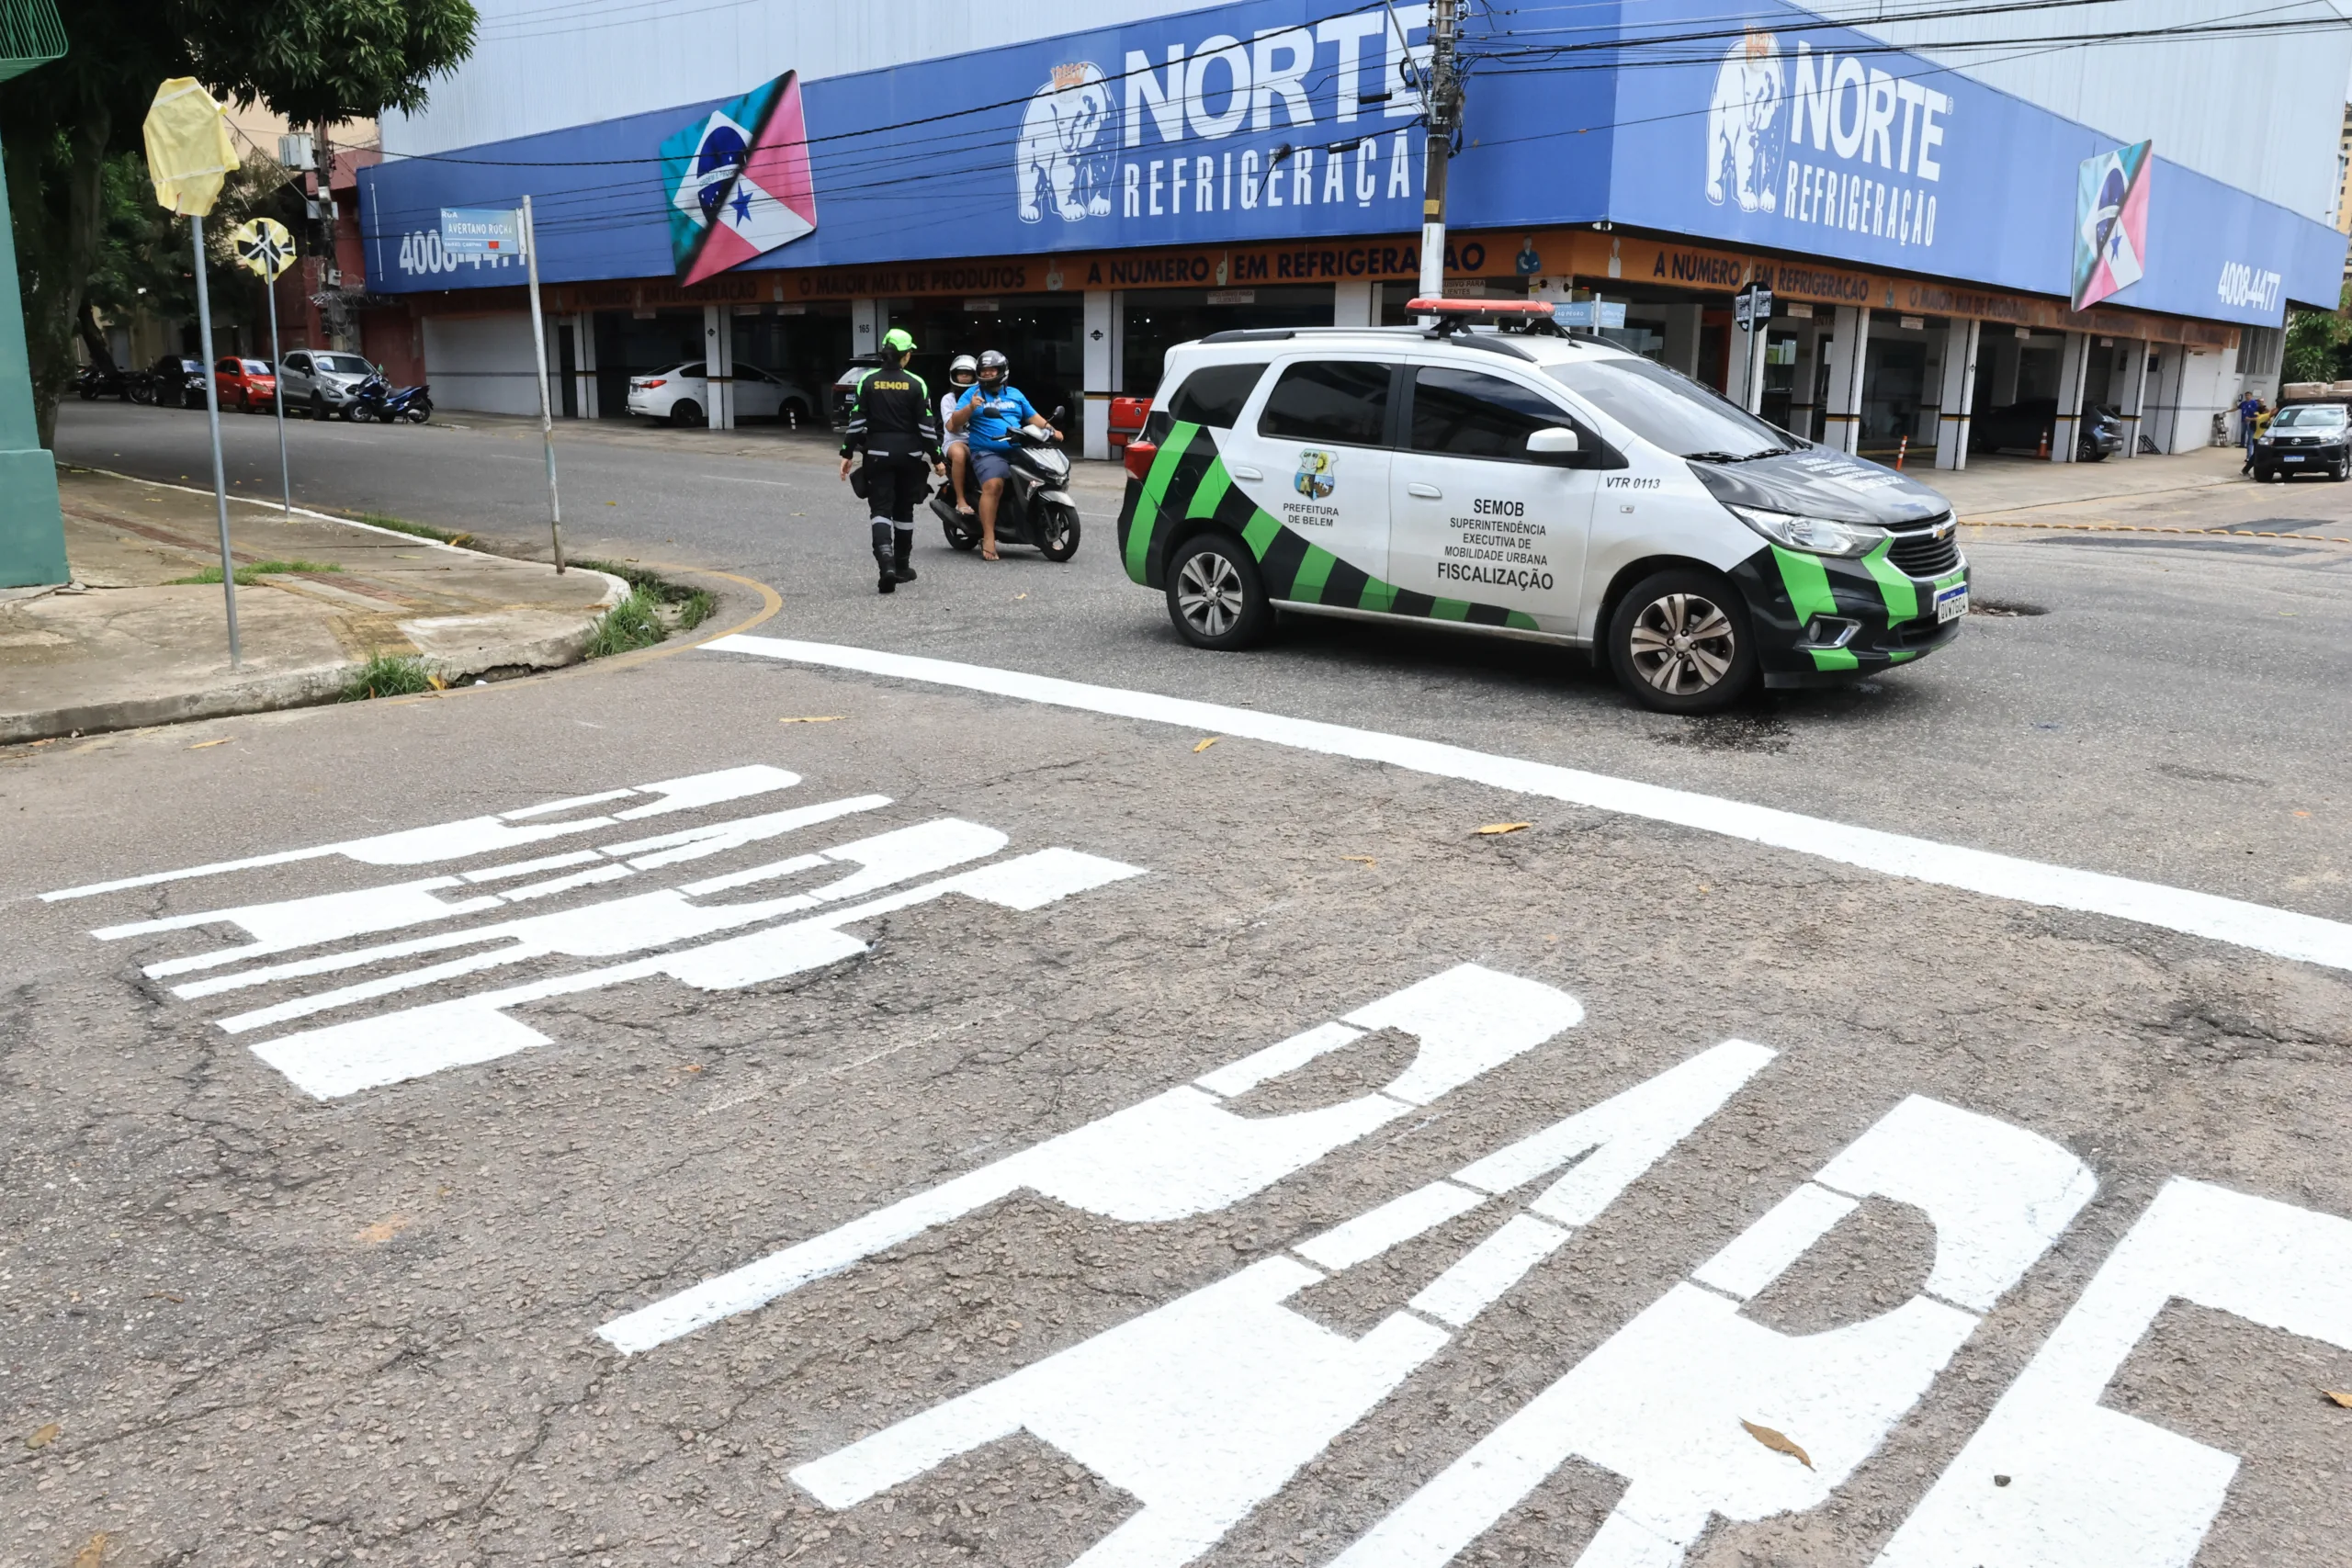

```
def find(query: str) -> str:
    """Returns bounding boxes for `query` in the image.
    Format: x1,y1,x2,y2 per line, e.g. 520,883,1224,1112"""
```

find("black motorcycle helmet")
977,349,1008,392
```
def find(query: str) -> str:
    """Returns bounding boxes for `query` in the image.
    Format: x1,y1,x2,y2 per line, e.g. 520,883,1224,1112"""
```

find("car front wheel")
1166,532,1269,650
1608,568,1760,715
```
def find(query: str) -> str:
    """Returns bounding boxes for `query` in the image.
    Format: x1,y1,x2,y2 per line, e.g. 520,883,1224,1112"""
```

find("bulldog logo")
1705,31,1785,214
1017,62,1116,223
1295,450,1336,500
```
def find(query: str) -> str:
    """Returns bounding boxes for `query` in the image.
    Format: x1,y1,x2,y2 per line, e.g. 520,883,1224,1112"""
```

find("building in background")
354,0,2352,466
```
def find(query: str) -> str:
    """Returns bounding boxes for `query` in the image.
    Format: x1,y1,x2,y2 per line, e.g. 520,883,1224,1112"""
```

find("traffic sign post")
232,217,297,521
1732,282,1774,416
144,77,243,666
519,197,563,572
1733,282,1773,333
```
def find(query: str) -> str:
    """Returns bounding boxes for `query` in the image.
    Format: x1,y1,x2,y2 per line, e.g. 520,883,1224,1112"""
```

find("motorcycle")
929,404,1080,561
350,377,434,424
75,363,136,401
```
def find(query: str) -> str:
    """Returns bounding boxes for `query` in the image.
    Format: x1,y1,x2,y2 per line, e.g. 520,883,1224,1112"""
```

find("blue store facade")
355,0,2346,465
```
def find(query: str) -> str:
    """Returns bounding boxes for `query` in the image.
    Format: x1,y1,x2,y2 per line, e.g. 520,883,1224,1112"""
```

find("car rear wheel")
1608,567,1759,716
1166,532,1269,650
669,400,705,428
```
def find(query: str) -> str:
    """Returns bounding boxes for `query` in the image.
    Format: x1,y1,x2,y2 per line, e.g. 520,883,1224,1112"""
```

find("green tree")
2282,280,2352,386
0,0,476,445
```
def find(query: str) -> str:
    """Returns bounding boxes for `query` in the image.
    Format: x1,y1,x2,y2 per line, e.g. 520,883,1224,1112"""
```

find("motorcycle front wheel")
1037,502,1080,562
350,403,378,423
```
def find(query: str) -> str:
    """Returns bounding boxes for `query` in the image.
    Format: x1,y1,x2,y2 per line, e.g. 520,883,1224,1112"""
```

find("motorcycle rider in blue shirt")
947,349,1058,561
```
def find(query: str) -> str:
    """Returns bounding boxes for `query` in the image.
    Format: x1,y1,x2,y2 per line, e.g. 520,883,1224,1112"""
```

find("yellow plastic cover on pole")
142,77,238,217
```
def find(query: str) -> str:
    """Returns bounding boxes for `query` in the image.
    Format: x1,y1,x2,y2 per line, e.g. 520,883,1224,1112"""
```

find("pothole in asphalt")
1969,598,2049,616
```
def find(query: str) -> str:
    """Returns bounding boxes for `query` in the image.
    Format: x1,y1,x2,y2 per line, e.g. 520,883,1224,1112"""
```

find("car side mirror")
1526,426,1581,458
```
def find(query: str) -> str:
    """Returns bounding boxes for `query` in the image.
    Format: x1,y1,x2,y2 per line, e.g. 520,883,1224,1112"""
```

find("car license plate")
1935,583,1968,623
2284,454,2304,463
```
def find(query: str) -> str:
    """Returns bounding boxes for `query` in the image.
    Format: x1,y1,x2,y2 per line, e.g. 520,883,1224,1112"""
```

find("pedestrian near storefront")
838,328,940,593
2239,389,2267,473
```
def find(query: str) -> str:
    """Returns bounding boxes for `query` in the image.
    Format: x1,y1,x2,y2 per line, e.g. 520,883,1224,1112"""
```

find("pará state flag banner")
662,72,817,286
2072,140,2152,311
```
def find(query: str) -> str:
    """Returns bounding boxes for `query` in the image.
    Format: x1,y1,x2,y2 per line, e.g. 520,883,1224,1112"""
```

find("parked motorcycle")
928,405,1080,561
350,377,434,424
75,363,136,401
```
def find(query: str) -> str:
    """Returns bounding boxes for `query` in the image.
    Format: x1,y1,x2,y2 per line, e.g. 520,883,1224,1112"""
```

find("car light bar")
1404,298,1555,315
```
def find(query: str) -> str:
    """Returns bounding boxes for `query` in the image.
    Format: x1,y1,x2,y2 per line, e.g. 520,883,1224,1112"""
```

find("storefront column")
1822,306,1870,454
704,304,735,430
570,313,598,420
1082,288,1121,461
1661,303,1703,379
1787,319,1820,442
1333,280,1374,328
2051,330,2090,462
849,299,882,363
1933,319,1979,471
2114,342,2151,460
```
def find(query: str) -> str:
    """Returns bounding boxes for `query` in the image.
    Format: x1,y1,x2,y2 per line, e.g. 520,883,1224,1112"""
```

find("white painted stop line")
705,636,2352,976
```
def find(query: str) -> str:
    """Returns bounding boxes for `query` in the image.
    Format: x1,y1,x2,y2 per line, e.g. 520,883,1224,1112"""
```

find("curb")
5,475,637,744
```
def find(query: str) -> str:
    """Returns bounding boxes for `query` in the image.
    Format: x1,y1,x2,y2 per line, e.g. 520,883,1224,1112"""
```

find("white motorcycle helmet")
949,354,978,387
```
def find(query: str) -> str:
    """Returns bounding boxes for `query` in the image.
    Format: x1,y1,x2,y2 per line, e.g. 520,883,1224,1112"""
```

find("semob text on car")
2249,400,2351,481
277,349,379,420
624,361,814,427
1116,299,1969,715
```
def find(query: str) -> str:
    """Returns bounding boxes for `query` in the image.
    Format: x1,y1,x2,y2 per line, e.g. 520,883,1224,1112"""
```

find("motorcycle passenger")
938,354,979,517
947,349,1058,561
838,327,941,594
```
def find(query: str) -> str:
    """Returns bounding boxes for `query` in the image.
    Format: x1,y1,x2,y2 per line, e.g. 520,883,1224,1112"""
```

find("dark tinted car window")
1258,360,1392,446
1167,363,1266,430
1409,367,1576,459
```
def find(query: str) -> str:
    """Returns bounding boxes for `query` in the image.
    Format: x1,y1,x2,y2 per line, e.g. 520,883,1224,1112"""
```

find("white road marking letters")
597,965,1591,1354
1333,1096,2097,1568
787,1037,1776,1568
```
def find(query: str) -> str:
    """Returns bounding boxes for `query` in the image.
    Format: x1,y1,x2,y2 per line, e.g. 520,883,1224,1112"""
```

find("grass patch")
340,653,437,702
166,558,342,586
359,512,473,547
574,558,718,654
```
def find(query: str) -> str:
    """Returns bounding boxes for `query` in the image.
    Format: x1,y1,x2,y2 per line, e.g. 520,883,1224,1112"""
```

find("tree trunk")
8,101,112,449
76,299,114,371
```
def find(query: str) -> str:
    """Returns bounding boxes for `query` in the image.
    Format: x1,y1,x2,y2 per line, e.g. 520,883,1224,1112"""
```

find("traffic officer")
838,326,940,593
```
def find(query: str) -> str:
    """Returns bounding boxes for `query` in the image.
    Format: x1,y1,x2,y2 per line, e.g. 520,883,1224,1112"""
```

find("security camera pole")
1408,0,1464,323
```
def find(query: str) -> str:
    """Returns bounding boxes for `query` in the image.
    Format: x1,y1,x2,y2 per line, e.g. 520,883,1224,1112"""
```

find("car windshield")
243,361,273,374
2271,404,2347,427
315,354,371,375
1544,355,1792,460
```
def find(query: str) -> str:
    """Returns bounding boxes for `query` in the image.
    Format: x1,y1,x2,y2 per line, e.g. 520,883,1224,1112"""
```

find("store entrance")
887,295,1084,429
1123,285,1334,393
590,309,704,420
730,303,853,428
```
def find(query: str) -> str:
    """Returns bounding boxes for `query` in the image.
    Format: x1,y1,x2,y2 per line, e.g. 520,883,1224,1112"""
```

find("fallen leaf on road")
1742,1419,1813,1469
70,1531,107,1568
2324,1389,2352,1408
26,1421,60,1450
356,1215,411,1245
144,1292,184,1303
778,716,844,725
1341,855,1377,865
1476,822,1531,836
1193,738,1219,752
187,739,232,750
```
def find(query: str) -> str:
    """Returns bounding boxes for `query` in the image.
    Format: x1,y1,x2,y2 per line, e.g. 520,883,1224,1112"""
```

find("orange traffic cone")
2037,429,2049,459
1895,435,1908,469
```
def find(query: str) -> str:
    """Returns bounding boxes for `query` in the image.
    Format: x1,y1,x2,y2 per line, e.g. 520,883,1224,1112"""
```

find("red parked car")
214,356,277,412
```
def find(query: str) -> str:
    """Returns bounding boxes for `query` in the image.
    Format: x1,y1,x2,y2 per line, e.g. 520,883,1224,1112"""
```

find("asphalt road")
55,399,2352,919
6,634,2352,1568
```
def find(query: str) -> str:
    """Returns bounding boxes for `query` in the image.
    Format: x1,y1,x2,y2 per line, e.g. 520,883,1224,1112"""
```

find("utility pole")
1412,0,1463,321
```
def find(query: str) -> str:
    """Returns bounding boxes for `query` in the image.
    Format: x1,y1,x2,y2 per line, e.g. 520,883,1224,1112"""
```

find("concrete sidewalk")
0,468,626,743
1912,444,2247,517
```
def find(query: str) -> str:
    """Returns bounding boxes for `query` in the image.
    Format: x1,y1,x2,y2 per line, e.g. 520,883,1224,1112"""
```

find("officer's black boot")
871,520,896,594
892,528,917,582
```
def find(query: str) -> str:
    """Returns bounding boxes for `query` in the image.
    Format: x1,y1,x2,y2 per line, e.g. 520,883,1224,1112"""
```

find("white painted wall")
382,0,1203,156
1860,0,2352,222
421,311,543,416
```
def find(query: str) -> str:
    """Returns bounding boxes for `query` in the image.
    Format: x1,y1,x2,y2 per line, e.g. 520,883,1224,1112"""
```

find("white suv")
626,362,815,427
1117,311,1969,713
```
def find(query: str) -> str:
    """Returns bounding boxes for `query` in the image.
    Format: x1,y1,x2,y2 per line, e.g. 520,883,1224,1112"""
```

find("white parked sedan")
626,361,815,427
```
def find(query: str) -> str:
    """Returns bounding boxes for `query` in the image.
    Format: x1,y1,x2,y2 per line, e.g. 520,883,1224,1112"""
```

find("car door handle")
1407,482,1442,499
1229,466,1264,480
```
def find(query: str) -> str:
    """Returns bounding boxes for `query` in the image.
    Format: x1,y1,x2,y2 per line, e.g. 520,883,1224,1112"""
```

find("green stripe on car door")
1186,458,1233,521
1860,539,1920,622
1290,543,1337,603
